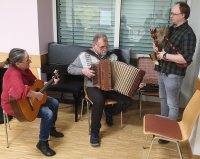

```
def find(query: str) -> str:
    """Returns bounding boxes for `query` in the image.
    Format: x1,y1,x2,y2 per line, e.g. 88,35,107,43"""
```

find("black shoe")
50,127,64,138
36,140,56,156
158,139,170,144
104,108,113,127
90,133,100,147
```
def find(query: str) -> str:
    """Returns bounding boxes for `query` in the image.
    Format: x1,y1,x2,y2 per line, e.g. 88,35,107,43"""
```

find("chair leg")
80,98,85,120
5,112,11,129
86,101,91,135
120,111,123,128
143,135,151,149
146,136,156,159
139,91,143,119
3,111,9,148
73,93,80,122
176,141,183,159
60,92,64,100
144,136,182,159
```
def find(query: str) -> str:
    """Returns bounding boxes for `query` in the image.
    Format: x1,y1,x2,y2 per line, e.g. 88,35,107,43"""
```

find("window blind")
57,0,116,47
119,0,186,54
57,0,186,54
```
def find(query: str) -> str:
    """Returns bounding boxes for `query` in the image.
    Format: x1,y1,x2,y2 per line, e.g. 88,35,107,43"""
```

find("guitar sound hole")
35,88,40,92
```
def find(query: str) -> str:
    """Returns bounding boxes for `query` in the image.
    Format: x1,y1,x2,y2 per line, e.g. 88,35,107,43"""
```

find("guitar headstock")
150,28,162,51
150,28,157,40
53,70,59,79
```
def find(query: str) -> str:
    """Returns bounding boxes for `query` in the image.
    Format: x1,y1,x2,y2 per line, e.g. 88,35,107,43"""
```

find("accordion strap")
84,53,92,67
85,49,113,60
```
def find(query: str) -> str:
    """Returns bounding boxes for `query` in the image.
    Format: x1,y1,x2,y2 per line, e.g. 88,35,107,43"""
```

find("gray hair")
8,48,26,66
92,33,108,45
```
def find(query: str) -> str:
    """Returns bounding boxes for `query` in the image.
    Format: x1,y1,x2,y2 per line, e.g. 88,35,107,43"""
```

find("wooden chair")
137,57,159,118
143,90,200,159
80,88,123,134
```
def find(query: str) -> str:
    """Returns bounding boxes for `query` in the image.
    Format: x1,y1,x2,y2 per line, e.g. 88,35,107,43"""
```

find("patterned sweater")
67,48,117,87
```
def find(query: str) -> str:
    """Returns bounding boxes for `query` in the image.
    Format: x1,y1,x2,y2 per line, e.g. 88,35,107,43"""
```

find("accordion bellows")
92,60,145,97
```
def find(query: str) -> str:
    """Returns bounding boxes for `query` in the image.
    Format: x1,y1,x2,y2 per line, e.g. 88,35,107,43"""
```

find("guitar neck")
40,78,54,93
150,29,162,52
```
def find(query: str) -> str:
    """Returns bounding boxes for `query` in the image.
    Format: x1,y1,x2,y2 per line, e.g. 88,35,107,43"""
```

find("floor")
0,100,191,159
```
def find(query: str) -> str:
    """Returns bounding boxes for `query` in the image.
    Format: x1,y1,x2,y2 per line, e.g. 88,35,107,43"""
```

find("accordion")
91,60,145,97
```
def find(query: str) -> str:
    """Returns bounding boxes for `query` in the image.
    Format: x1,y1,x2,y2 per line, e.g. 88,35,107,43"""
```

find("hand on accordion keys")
82,67,95,79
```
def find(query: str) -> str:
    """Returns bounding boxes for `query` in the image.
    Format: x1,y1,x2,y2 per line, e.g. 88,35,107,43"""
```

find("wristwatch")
163,53,167,60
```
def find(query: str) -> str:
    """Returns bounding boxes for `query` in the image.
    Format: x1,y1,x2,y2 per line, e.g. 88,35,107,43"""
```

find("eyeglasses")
170,12,182,16
98,45,108,50
20,58,31,64
96,44,108,50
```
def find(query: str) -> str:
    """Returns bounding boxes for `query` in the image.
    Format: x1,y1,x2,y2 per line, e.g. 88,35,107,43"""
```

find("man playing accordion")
68,33,132,147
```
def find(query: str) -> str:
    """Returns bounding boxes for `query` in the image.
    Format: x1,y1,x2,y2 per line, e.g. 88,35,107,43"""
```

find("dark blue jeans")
37,96,59,141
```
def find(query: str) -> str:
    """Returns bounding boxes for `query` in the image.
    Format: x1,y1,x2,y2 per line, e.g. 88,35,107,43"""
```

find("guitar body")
9,70,59,122
10,80,48,122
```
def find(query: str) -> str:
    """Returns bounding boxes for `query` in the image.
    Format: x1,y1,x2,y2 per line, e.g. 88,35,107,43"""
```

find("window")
57,0,186,54
57,0,116,46
120,0,186,54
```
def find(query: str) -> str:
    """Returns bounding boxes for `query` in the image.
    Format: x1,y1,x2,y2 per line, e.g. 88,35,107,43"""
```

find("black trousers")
86,87,132,134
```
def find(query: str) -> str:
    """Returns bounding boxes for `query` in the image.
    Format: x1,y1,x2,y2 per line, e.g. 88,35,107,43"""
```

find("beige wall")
0,0,53,73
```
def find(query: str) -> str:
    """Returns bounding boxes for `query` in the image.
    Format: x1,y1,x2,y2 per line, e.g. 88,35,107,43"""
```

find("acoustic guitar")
9,70,59,122
149,28,165,66
150,28,187,68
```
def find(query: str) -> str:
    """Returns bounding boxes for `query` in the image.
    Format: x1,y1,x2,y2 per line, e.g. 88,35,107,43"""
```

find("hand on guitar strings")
153,43,158,52
157,49,166,60
28,90,44,101
52,77,60,85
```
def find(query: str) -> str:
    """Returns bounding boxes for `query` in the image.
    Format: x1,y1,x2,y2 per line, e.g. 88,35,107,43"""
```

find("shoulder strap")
85,49,113,60
85,49,101,60
84,52,92,67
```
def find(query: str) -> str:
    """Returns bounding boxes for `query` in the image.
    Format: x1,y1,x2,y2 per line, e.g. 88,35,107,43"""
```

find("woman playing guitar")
1,48,64,156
